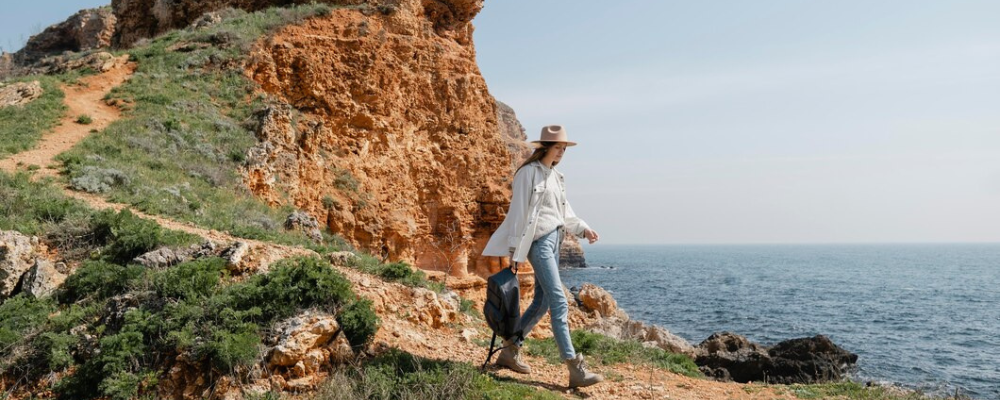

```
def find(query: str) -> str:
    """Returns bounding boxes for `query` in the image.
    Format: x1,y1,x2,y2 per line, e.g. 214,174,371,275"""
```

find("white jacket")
482,161,591,263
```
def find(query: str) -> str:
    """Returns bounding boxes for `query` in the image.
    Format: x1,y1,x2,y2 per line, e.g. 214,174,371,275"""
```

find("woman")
482,125,603,388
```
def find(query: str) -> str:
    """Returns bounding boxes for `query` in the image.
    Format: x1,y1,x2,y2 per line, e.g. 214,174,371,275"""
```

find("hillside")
0,1,963,399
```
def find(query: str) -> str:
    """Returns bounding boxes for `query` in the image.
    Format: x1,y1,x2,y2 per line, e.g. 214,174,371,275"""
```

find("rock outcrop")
0,231,46,298
0,81,43,108
111,0,381,48
267,311,354,390
695,332,858,384
496,100,532,173
17,7,116,64
569,283,696,356
560,234,587,268
244,0,512,278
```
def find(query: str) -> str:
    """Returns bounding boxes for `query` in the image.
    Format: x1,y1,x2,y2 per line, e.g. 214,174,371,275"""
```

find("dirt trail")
0,57,793,400
0,56,134,177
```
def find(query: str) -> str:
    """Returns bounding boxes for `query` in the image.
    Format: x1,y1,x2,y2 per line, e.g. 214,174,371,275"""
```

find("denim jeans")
516,227,576,360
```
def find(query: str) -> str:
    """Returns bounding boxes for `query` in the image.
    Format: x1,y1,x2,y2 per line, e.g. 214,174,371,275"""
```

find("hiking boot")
496,338,531,374
566,354,603,388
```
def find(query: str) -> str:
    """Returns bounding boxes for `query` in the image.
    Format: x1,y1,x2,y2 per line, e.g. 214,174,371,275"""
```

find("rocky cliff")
243,0,514,278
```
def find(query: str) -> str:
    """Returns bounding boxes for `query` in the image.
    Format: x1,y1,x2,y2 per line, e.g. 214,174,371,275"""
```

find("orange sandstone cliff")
243,0,516,278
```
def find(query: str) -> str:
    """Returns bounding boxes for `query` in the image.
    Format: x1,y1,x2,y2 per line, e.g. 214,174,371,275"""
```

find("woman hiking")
482,125,603,388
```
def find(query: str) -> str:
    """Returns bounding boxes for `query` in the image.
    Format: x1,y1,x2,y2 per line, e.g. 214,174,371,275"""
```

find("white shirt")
482,161,591,263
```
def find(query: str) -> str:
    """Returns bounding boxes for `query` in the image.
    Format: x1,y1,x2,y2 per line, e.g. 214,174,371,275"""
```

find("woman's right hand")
584,229,599,244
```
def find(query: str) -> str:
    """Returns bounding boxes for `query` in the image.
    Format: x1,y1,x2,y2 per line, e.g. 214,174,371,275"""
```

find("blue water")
560,244,1000,399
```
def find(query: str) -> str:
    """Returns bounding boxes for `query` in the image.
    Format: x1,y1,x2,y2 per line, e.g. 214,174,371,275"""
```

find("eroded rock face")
560,234,587,268
245,1,508,278
695,332,858,384
0,81,43,108
111,0,389,48
17,7,116,63
496,100,532,173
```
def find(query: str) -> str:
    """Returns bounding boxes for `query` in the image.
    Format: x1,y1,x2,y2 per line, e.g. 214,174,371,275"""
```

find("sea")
559,244,1000,400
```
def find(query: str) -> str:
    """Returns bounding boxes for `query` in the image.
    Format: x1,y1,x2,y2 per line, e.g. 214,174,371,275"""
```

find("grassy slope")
56,6,347,253
0,75,68,157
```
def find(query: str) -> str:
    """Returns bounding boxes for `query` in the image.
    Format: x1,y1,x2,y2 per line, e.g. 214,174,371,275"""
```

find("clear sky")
4,1,998,245
474,0,1000,244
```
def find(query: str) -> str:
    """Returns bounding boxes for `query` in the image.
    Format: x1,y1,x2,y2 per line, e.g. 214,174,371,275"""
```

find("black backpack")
481,265,522,369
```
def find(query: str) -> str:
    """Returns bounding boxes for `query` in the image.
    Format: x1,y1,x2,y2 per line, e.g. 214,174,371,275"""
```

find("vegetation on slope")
0,76,68,157
55,5,345,252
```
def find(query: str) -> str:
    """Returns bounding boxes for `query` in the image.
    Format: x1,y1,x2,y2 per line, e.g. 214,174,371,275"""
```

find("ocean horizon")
561,243,1000,399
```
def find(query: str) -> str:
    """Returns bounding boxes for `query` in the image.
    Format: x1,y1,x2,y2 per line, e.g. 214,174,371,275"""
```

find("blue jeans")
516,227,576,360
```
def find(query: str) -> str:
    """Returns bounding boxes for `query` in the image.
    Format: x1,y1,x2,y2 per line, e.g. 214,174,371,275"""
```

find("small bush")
90,209,164,264
0,295,56,356
76,114,93,125
337,299,379,350
69,166,131,194
60,260,144,303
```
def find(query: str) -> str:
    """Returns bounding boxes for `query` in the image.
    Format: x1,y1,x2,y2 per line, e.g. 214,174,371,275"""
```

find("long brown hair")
516,142,560,173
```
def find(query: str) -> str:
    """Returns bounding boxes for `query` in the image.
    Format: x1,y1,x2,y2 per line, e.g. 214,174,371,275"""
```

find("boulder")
285,211,323,243
766,335,859,384
0,81,43,108
694,332,858,384
268,311,354,390
133,241,218,268
577,283,619,318
22,259,67,298
0,231,43,298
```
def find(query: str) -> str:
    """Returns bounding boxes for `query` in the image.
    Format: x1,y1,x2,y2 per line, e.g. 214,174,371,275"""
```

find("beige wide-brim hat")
530,125,578,147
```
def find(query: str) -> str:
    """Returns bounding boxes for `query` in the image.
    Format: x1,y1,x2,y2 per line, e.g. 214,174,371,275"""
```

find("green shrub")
76,114,93,125
90,209,163,264
337,299,379,350
0,295,56,355
524,330,701,377
60,260,144,303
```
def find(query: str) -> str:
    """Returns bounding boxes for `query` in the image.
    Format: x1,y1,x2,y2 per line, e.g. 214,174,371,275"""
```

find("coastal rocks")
560,234,587,268
0,81,43,108
18,7,116,63
571,283,696,356
695,332,858,384
244,1,511,279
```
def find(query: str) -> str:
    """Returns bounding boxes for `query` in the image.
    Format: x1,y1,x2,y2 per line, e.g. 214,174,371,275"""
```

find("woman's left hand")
584,229,599,244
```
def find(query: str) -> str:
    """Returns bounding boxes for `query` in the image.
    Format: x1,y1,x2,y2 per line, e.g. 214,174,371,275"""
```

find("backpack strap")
481,332,499,371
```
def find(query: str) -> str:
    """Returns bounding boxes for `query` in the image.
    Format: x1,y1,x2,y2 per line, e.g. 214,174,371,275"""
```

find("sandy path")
0,56,135,177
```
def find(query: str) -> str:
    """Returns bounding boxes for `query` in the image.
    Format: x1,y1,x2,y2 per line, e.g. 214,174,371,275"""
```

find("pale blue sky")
474,1,1000,244
4,1,998,244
